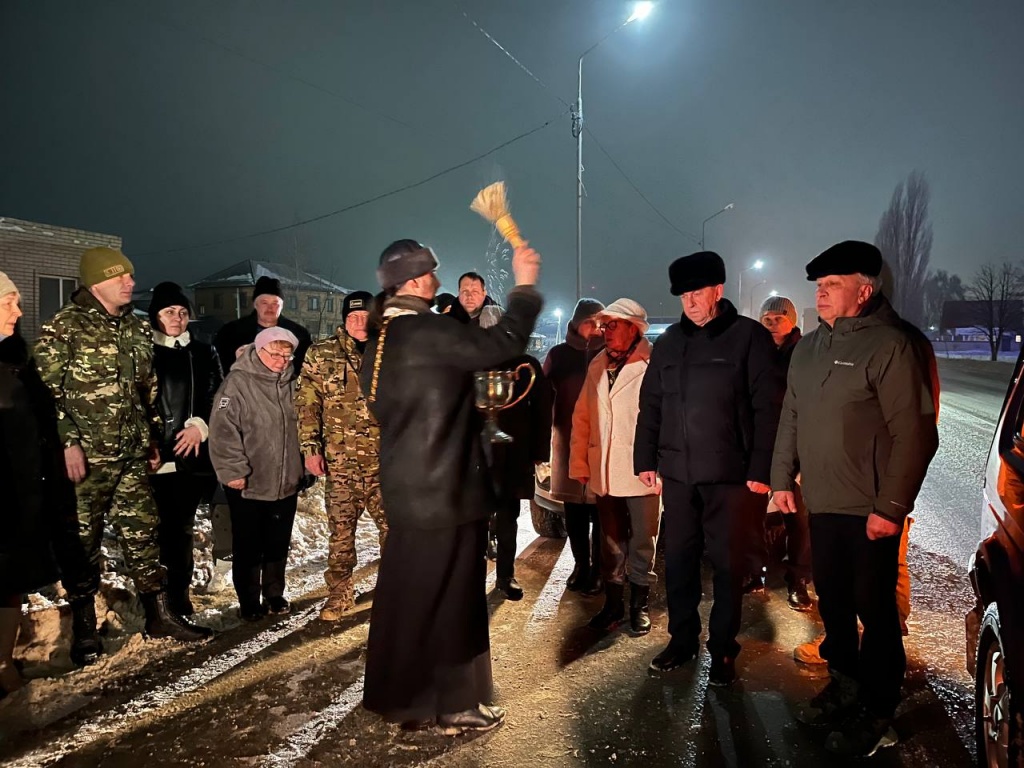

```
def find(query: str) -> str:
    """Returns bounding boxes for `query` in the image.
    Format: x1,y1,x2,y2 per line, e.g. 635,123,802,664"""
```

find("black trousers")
782,487,812,584
150,472,216,596
364,519,492,722
564,501,601,575
811,513,905,719
490,494,520,580
224,489,297,610
662,480,756,659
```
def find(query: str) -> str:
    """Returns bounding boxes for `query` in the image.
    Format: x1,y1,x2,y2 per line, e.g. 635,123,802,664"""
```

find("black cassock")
359,287,542,721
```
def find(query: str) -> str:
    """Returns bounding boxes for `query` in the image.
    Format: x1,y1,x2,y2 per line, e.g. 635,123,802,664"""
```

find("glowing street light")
738,259,764,316
573,1,655,299
554,307,564,344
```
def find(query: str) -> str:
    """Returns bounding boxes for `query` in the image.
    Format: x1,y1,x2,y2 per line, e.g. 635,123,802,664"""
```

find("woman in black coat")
148,282,223,616
0,273,60,696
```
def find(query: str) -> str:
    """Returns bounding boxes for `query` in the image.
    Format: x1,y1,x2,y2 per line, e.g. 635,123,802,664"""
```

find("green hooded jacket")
770,295,938,524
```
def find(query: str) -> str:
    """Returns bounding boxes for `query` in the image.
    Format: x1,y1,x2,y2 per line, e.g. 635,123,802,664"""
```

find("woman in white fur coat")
569,298,661,635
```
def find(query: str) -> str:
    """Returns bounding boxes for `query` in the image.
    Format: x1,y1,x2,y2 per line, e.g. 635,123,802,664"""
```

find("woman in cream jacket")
569,298,661,635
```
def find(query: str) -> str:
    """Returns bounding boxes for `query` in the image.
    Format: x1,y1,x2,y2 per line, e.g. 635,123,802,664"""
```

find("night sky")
2,0,1022,319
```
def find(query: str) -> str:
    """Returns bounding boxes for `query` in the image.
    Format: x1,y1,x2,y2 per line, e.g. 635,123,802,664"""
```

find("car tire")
976,604,1024,767
530,499,567,539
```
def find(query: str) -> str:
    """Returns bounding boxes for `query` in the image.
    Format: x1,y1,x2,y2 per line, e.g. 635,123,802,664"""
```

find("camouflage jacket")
296,330,379,474
34,288,160,459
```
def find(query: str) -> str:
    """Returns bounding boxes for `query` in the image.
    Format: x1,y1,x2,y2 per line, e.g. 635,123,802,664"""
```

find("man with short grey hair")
771,240,938,757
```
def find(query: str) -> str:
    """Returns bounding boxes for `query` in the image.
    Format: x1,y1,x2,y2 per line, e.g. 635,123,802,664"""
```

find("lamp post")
749,279,768,317
574,1,654,300
554,307,563,345
699,203,734,250
737,259,764,316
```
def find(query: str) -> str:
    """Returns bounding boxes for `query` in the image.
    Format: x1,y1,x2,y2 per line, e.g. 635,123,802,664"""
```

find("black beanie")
148,281,193,326
342,290,373,320
569,298,604,330
253,276,283,301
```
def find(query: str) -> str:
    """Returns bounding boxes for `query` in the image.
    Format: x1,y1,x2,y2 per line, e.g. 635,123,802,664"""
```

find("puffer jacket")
209,345,303,501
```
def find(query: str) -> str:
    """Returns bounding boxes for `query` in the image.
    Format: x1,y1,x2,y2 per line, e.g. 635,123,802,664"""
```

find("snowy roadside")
1,479,381,737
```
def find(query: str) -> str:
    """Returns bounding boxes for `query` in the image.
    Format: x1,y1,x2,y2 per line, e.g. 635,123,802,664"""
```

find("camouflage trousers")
324,470,387,597
61,457,166,600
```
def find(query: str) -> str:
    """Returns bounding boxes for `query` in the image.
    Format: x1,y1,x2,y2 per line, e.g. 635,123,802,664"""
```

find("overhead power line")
585,126,699,243
134,108,569,257
454,4,697,244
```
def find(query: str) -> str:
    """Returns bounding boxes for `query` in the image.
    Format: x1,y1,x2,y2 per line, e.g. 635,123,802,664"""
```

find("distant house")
0,216,121,341
940,299,1024,344
189,260,352,339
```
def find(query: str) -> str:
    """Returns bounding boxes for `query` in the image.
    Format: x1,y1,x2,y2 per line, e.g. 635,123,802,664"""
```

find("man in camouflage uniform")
35,247,211,666
297,290,387,621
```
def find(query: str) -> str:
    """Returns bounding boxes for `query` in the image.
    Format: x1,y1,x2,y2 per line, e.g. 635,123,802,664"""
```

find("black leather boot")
69,597,103,667
630,584,652,635
588,582,625,630
141,592,213,642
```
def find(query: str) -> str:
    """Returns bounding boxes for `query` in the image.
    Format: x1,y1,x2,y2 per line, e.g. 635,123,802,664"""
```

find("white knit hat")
597,298,649,334
0,271,17,298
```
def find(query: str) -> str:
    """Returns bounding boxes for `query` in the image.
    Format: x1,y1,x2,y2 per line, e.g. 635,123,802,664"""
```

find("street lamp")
554,307,564,345
749,279,768,317
699,203,734,250
573,1,654,300
737,258,764,315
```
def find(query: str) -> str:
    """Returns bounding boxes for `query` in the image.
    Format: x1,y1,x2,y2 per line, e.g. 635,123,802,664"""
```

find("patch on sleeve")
218,397,231,410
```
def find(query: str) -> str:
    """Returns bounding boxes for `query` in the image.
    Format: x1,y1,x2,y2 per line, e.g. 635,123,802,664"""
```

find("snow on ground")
1,478,378,734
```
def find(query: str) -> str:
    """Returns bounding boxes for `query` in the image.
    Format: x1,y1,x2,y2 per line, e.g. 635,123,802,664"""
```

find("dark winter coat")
0,334,61,594
542,329,604,503
213,312,311,377
777,327,802,370
152,334,223,472
493,355,552,500
770,295,939,523
209,346,304,502
448,295,504,328
360,287,543,530
634,299,785,486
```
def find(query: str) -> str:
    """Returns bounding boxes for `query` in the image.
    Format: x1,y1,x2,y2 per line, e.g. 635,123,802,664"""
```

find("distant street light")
737,259,764,315
699,203,735,250
554,307,564,345
574,1,654,299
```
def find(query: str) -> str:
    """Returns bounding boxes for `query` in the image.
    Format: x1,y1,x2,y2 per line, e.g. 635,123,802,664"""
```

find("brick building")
190,260,352,339
0,216,122,341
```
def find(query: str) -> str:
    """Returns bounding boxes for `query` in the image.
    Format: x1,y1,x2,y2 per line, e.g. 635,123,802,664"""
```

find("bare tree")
966,262,1024,361
923,269,965,330
874,171,933,327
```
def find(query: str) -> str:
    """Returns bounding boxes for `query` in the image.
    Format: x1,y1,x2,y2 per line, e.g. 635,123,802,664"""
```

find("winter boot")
588,582,625,631
629,584,652,635
141,592,213,642
0,606,25,696
69,597,103,667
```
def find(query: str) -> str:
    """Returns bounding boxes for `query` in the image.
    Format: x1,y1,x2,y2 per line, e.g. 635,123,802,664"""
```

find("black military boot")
629,584,652,635
69,597,103,667
141,592,213,642
588,583,625,630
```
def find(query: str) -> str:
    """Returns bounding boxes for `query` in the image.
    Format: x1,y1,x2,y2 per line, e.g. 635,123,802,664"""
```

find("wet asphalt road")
0,358,1008,767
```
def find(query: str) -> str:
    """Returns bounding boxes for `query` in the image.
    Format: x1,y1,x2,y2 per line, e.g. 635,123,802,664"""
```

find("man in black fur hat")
635,251,784,686
213,275,311,375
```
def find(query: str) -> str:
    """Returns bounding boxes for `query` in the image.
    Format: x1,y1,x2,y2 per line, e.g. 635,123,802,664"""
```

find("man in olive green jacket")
771,241,938,758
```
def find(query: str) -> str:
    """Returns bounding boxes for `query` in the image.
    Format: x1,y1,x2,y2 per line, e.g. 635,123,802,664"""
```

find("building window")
308,296,320,311
325,297,334,313
213,293,223,309
39,276,77,323
288,296,298,311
